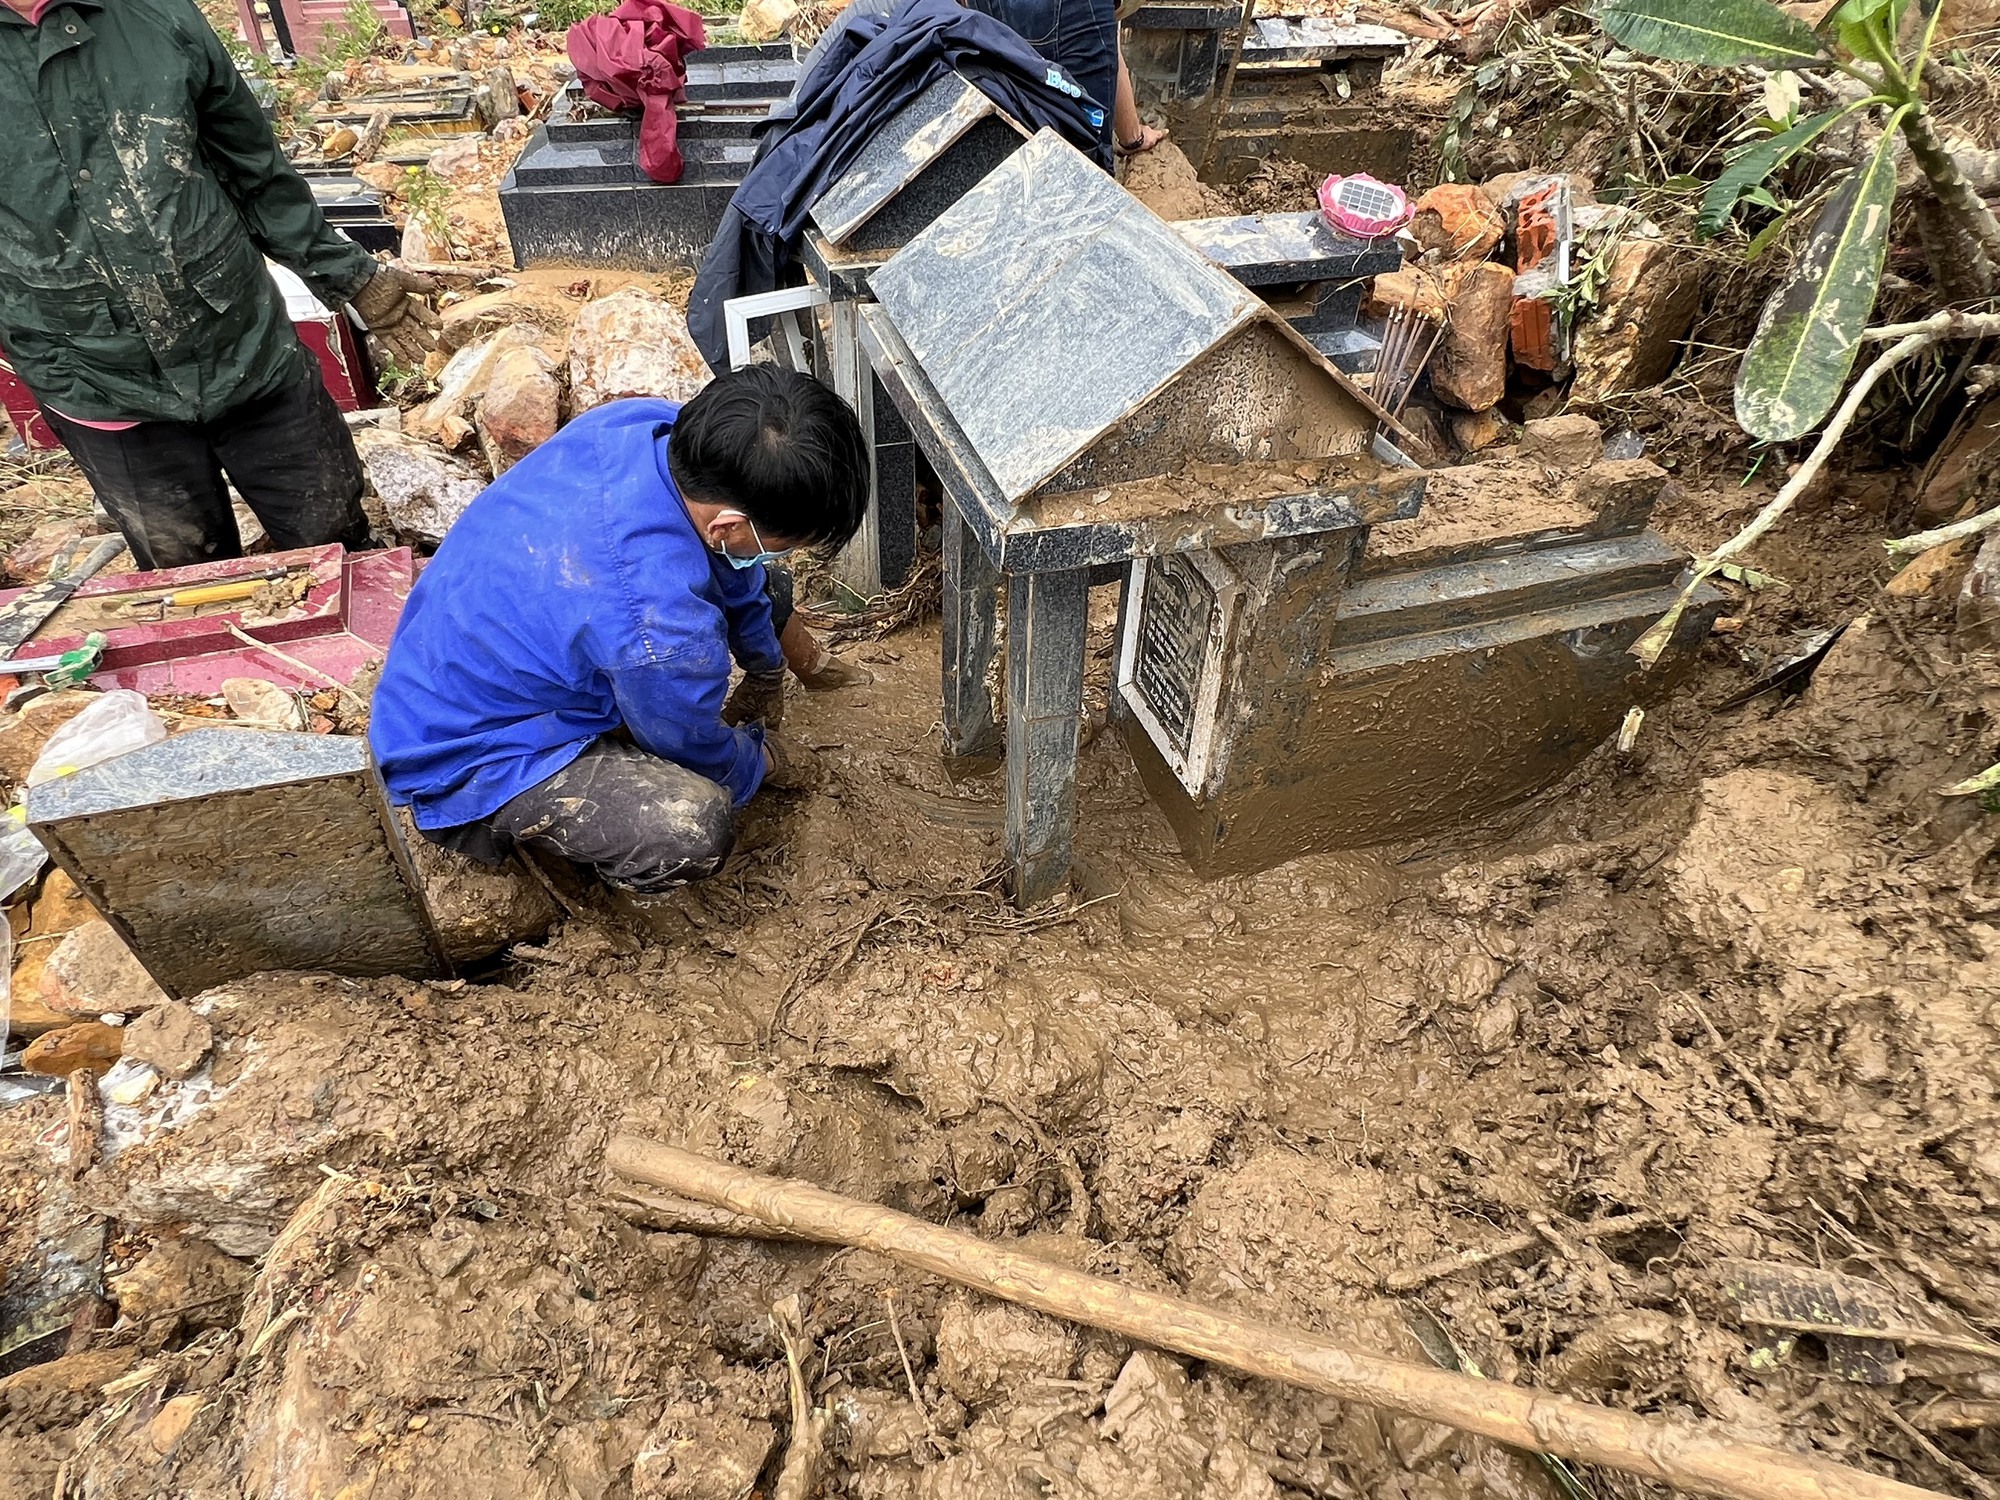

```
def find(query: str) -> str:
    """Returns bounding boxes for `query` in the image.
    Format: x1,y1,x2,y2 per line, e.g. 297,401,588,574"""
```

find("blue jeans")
965,0,1117,159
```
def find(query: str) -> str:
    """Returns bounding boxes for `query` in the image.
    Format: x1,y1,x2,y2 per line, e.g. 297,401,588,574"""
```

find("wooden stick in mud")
606,1135,1945,1500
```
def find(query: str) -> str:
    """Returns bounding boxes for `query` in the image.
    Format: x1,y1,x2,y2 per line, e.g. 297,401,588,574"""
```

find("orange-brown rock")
1408,184,1504,261
1429,262,1515,412
21,1019,123,1077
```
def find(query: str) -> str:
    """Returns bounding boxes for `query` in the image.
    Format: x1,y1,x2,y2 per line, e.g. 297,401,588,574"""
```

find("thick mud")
5,477,2000,1499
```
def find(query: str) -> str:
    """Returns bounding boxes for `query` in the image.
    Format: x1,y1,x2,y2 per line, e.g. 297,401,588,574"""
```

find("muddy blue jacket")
0,0,377,421
369,399,783,830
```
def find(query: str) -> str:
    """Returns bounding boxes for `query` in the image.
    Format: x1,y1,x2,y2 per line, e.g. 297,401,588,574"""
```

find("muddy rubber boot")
611,886,692,941
796,653,873,690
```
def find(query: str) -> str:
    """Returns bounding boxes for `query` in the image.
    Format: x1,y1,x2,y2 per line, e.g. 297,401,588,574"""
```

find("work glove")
349,265,440,372
723,668,787,730
762,731,822,792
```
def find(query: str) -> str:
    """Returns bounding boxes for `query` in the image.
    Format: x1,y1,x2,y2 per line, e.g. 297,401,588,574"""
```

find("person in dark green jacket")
0,0,438,569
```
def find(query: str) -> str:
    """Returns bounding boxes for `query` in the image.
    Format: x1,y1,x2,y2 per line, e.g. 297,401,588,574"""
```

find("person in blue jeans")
369,366,870,922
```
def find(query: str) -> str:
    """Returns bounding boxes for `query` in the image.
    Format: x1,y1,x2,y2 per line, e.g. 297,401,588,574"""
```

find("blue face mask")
716,510,792,571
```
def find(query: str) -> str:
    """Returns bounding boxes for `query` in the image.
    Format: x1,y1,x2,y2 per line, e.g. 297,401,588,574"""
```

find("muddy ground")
3,451,2000,1499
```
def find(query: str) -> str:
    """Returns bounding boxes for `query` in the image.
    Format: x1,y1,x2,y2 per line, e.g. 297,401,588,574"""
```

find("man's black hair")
666,365,869,550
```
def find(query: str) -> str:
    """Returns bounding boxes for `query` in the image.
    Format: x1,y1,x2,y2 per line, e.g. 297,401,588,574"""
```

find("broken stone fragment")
567,288,711,414
35,920,169,1019
1518,413,1603,472
122,1001,214,1081
29,867,97,940
415,1218,477,1278
109,1236,253,1328
438,284,580,354
147,1393,207,1455
738,0,798,38
476,344,562,476
101,1057,159,1105
0,1347,137,1424
631,1407,777,1500
356,430,488,549
221,677,302,731
21,1019,123,1077
1429,262,1514,412
5,512,111,586
473,63,522,128
407,325,544,445
1570,238,1700,402
1447,408,1511,453
395,806,558,963
1407,183,1504,261
933,1294,1079,1406
425,136,486,186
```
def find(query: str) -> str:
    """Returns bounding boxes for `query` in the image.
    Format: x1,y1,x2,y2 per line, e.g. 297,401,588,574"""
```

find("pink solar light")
1317,174,1412,239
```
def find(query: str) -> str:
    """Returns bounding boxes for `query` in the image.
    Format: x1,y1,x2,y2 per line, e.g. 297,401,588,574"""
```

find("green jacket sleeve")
186,6,379,309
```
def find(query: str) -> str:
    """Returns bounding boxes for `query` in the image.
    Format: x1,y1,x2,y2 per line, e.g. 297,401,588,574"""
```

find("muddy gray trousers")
422,739,738,893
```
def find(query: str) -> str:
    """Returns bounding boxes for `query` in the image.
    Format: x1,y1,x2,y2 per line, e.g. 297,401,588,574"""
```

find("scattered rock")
1570,238,1700,402
397,806,559,963
408,325,543,445
29,867,97,940
323,125,360,159
0,689,102,784
1448,409,1511,453
221,677,302,730
5,512,108,586
1429,262,1513,412
21,1019,124,1077
1471,989,1520,1053
1574,457,1671,532
737,0,797,41
34,920,168,1018
122,1002,213,1080
101,1057,159,1105
438,284,581,354
1407,183,1504,261
631,1406,777,1500
401,215,439,264
1518,413,1603,472
356,430,489,548
108,1236,252,1328
474,64,522,128
568,288,711,413
0,1347,136,1424
147,1393,207,1455
476,344,562,475
426,136,487,186
1884,534,1977,600
416,1218,477,1278
832,1388,930,1462
933,1294,1079,1406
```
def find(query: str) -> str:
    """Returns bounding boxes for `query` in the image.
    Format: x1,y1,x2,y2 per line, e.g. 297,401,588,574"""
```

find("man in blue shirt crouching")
369,365,870,920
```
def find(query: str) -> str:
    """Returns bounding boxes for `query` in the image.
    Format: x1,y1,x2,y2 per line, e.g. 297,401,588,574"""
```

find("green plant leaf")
1744,206,1798,258
1598,0,1830,68
1733,110,1907,441
1698,108,1847,237
1832,0,1908,26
